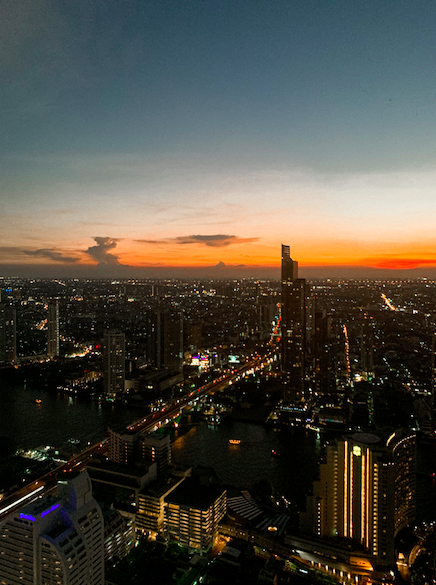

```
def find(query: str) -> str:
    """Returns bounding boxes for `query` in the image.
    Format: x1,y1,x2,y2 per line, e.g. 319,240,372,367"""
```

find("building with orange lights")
301,431,415,567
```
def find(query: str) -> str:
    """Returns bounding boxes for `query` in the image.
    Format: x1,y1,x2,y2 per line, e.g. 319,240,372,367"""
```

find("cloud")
85,237,121,265
23,248,79,263
213,261,246,269
137,234,260,248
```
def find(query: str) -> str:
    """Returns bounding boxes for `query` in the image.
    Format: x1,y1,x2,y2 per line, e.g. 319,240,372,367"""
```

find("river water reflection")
171,418,321,507
1,382,435,518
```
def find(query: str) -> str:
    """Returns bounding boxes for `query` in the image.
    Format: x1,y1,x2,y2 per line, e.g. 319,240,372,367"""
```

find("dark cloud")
85,237,120,265
137,235,260,248
24,248,79,263
213,261,246,269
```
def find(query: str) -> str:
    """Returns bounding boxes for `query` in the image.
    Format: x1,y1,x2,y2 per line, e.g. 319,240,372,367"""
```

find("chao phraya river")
1,381,435,519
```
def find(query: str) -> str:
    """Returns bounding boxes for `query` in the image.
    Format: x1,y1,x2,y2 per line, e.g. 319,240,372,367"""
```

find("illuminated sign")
353,445,361,457
20,513,35,522
41,503,59,518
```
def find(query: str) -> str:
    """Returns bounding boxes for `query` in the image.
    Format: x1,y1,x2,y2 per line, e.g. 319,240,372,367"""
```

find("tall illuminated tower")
301,431,415,567
47,299,59,358
103,331,125,399
281,245,306,402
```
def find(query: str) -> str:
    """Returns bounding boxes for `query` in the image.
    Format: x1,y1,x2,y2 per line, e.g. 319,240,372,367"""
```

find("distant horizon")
2,261,436,281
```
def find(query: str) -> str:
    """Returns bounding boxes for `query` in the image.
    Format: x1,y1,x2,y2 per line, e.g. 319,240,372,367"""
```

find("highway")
0,354,272,521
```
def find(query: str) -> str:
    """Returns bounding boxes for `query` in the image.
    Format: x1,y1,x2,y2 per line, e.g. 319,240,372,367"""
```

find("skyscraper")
4,305,17,363
147,309,184,372
312,308,332,395
281,245,307,402
0,471,104,585
301,431,415,567
161,309,184,372
103,331,125,399
388,429,416,535
360,314,375,381
47,299,59,358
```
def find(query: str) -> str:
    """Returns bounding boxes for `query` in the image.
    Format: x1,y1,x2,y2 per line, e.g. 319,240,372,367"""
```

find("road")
0,354,272,521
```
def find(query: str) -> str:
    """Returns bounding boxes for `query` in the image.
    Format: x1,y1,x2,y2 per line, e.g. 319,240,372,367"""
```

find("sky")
2,0,436,279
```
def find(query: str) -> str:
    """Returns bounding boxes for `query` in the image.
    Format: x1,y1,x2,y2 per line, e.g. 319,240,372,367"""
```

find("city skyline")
2,1,436,279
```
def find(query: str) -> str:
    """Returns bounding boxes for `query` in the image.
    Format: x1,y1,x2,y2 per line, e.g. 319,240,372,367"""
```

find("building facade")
103,507,136,562
301,431,416,567
136,476,186,535
0,304,16,364
0,472,104,585
388,429,416,535
140,432,172,476
47,299,59,358
107,428,140,465
103,331,125,399
281,245,307,402
165,480,226,552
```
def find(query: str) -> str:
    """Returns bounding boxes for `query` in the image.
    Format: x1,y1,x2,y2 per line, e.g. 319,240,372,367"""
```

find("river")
1,381,435,519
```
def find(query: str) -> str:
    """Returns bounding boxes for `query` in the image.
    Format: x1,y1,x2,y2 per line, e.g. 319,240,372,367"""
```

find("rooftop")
166,477,225,510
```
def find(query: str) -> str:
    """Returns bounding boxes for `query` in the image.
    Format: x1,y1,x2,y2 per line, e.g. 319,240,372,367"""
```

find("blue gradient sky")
2,0,436,277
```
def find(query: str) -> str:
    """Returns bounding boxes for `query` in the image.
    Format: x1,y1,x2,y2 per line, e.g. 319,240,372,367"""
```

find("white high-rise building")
0,472,104,585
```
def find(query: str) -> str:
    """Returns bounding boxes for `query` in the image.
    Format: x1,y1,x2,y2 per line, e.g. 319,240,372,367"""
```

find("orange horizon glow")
3,237,436,274
6,257,436,272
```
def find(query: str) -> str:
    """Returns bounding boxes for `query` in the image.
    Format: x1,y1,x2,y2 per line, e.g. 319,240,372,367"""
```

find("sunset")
2,0,436,278
3,2,436,580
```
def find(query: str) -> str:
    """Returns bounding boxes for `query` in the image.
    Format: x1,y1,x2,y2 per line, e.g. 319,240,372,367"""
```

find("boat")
271,449,280,457
35,399,42,404
229,439,241,445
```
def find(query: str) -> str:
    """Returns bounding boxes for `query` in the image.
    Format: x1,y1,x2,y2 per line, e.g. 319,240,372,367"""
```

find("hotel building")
301,433,398,566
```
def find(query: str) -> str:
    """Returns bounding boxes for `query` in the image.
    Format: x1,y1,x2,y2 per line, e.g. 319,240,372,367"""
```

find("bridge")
0,353,274,521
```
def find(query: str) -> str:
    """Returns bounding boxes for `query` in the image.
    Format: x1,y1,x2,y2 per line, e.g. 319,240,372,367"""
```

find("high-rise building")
4,306,17,363
186,323,202,353
140,432,172,476
360,314,375,380
0,471,104,585
160,310,184,372
147,309,184,372
312,309,332,395
0,293,15,364
387,429,416,535
165,478,226,552
103,331,125,399
47,299,59,358
136,475,186,535
281,245,307,402
102,507,136,562
301,431,415,567
107,427,140,464
107,428,172,478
